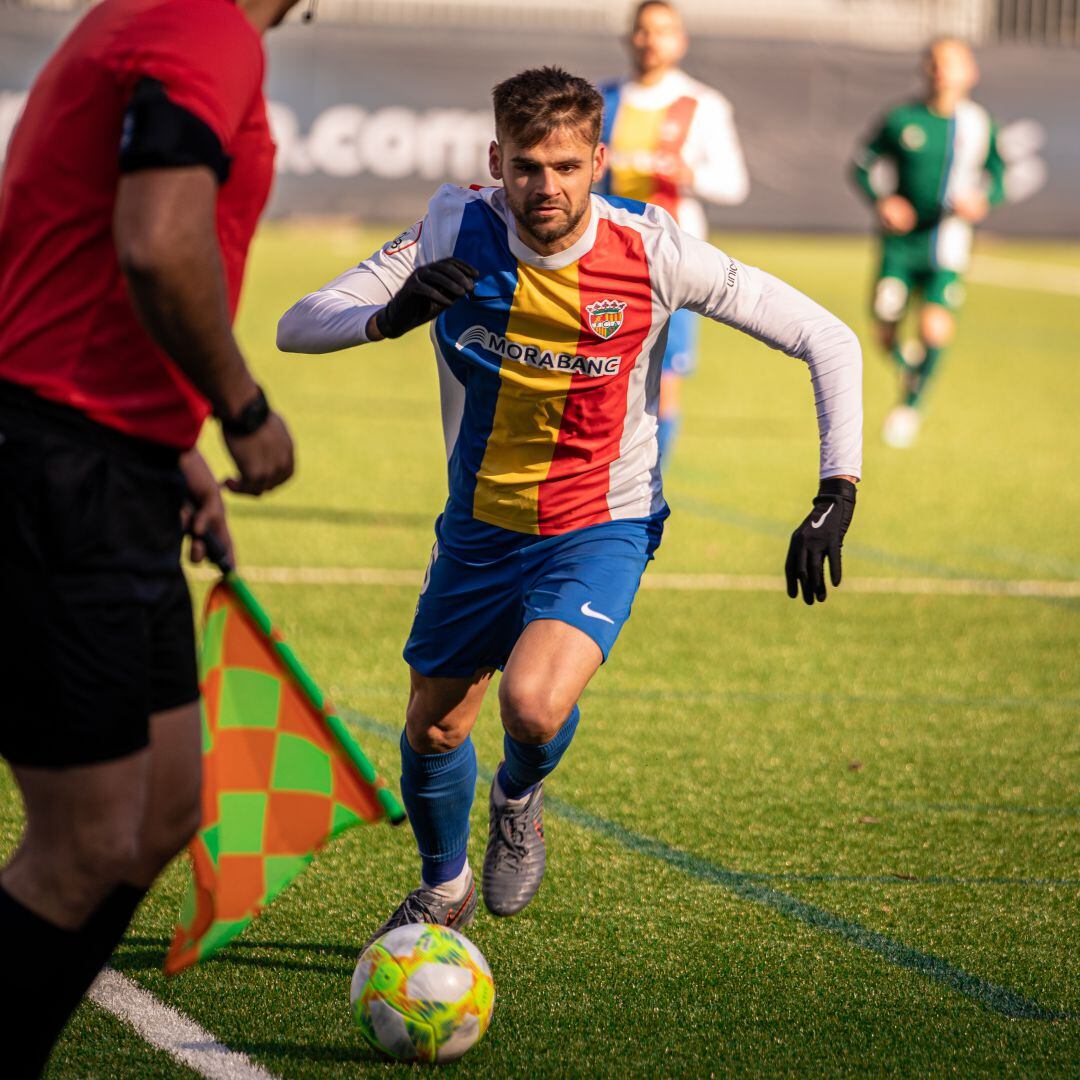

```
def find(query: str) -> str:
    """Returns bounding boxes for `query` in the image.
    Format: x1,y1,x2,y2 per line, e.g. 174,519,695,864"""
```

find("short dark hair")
633,0,678,25
492,66,604,149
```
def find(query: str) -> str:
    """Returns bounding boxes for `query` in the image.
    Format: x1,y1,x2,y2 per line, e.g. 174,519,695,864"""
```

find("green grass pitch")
2,225,1078,1076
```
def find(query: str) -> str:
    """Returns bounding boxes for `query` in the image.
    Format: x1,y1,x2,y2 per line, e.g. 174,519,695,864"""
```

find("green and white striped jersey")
853,100,1006,272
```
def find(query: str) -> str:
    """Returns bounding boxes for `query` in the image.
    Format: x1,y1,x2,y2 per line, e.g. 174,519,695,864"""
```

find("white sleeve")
276,220,427,354
683,93,749,207
668,229,863,480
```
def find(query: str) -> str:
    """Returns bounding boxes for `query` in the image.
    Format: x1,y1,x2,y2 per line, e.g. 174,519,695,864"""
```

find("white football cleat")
881,404,921,448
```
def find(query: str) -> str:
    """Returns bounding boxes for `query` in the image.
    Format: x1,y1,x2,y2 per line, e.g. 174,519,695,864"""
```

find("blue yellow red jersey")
277,184,863,552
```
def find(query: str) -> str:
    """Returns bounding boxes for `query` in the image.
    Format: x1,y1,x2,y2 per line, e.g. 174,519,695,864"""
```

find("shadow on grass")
117,935,356,976
226,502,431,529
227,1040,385,1065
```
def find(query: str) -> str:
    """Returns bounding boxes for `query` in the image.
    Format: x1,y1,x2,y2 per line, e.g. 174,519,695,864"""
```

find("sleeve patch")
382,221,423,257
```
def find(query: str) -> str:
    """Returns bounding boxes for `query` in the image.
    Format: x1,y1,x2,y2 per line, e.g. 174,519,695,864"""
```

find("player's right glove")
785,477,857,606
374,257,478,339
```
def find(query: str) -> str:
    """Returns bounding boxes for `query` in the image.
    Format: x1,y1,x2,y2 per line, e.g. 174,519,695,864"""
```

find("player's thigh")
659,370,682,416
920,273,963,343
502,518,663,737
500,620,601,740
872,274,911,325
405,666,494,753
403,534,523,680
872,240,914,325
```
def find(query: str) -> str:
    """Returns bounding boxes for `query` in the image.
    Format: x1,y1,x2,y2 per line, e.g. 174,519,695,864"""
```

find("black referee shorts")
0,382,199,768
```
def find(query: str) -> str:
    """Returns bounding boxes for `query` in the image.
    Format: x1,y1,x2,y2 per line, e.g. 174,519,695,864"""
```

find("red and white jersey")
278,185,861,539
599,69,749,238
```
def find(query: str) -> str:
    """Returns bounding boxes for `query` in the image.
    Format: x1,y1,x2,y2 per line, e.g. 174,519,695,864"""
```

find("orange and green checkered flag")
165,566,405,976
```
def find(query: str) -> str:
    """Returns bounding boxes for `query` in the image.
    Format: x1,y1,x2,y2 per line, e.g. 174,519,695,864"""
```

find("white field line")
969,254,1080,297
88,968,280,1080
187,565,1080,599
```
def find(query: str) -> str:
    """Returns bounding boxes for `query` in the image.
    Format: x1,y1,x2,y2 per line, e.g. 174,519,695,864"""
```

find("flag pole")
198,526,406,825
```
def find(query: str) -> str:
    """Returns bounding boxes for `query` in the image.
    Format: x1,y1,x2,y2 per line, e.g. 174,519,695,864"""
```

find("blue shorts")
662,308,699,376
404,515,666,679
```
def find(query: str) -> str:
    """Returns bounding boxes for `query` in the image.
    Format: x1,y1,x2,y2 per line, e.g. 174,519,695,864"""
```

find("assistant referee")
0,0,302,1072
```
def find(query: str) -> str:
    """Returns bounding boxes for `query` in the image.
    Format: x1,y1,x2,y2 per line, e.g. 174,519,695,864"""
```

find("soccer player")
277,67,860,946
598,0,749,460
852,37,1005,448
0,0,297,1072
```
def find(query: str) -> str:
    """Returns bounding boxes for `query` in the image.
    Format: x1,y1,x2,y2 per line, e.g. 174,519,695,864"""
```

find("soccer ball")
350,923,495,1063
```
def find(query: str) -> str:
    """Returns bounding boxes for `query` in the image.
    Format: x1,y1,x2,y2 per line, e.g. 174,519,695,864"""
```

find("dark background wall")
1,9,1076,234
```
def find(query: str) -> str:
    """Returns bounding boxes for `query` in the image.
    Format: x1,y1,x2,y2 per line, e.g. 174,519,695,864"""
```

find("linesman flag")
165,563,405,976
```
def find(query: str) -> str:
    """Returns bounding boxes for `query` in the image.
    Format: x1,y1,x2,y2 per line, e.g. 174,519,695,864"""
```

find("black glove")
785,477,857,606
374,257,478,339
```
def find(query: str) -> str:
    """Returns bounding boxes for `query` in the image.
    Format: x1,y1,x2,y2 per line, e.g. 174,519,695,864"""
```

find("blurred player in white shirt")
598,0,749,460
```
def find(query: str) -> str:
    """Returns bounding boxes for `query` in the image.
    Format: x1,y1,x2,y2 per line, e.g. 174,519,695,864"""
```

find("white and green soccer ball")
350,923,495,1063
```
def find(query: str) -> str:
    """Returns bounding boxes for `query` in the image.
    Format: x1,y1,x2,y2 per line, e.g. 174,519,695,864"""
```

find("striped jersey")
598,69,749,239
277,184,862,554
852,99,1005,271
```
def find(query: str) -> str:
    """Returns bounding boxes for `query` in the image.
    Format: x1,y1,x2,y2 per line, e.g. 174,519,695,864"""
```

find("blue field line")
672,494,972,578
334,681,1080,717
672,493,1080,601
729,871,1080,888
960,543,1080,581
342,708,1073,1022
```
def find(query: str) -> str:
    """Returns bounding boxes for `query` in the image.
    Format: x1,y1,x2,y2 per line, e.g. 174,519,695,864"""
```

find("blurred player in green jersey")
853,38,1005,448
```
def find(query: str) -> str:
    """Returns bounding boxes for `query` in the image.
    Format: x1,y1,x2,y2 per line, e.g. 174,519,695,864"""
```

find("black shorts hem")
2,729,152,770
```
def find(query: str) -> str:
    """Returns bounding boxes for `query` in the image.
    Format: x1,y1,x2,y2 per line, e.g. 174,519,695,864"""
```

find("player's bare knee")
921,306,954,347
498,682,562,745
404,707,470,755
873,277,908,327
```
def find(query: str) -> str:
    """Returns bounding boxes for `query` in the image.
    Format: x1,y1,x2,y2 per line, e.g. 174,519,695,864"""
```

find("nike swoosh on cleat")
580,601,615,624
811,504,834,529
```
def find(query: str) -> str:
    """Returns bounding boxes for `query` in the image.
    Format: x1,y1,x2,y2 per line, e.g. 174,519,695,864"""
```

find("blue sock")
657,414,679,460
399,731,476,887
498,705,581,799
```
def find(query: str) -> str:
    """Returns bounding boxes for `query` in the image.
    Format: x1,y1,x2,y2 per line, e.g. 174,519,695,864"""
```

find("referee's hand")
224,411,295,495
180,449,234,566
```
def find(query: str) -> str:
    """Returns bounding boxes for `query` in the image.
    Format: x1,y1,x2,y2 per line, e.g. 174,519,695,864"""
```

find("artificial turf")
1,225,1075,1076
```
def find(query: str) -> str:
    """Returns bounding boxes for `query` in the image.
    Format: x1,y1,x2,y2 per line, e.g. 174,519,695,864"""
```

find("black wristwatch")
219,386,270,436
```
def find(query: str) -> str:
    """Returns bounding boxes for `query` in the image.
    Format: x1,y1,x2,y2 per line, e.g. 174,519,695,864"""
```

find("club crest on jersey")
585,299,628,340
901,124,926,151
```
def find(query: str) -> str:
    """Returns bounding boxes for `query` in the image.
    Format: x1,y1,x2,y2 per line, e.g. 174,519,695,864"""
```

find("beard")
510,194,589,248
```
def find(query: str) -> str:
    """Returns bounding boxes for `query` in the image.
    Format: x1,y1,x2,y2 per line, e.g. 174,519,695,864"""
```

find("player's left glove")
785,477,857,606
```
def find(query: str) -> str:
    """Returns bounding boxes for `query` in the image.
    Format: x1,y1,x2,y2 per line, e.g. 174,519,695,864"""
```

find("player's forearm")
119,235,257,418
724,269,863,480
277,292,385,353
277,268,393,353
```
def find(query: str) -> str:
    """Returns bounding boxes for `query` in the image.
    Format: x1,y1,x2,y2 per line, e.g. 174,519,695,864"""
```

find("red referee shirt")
0,0,275,449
